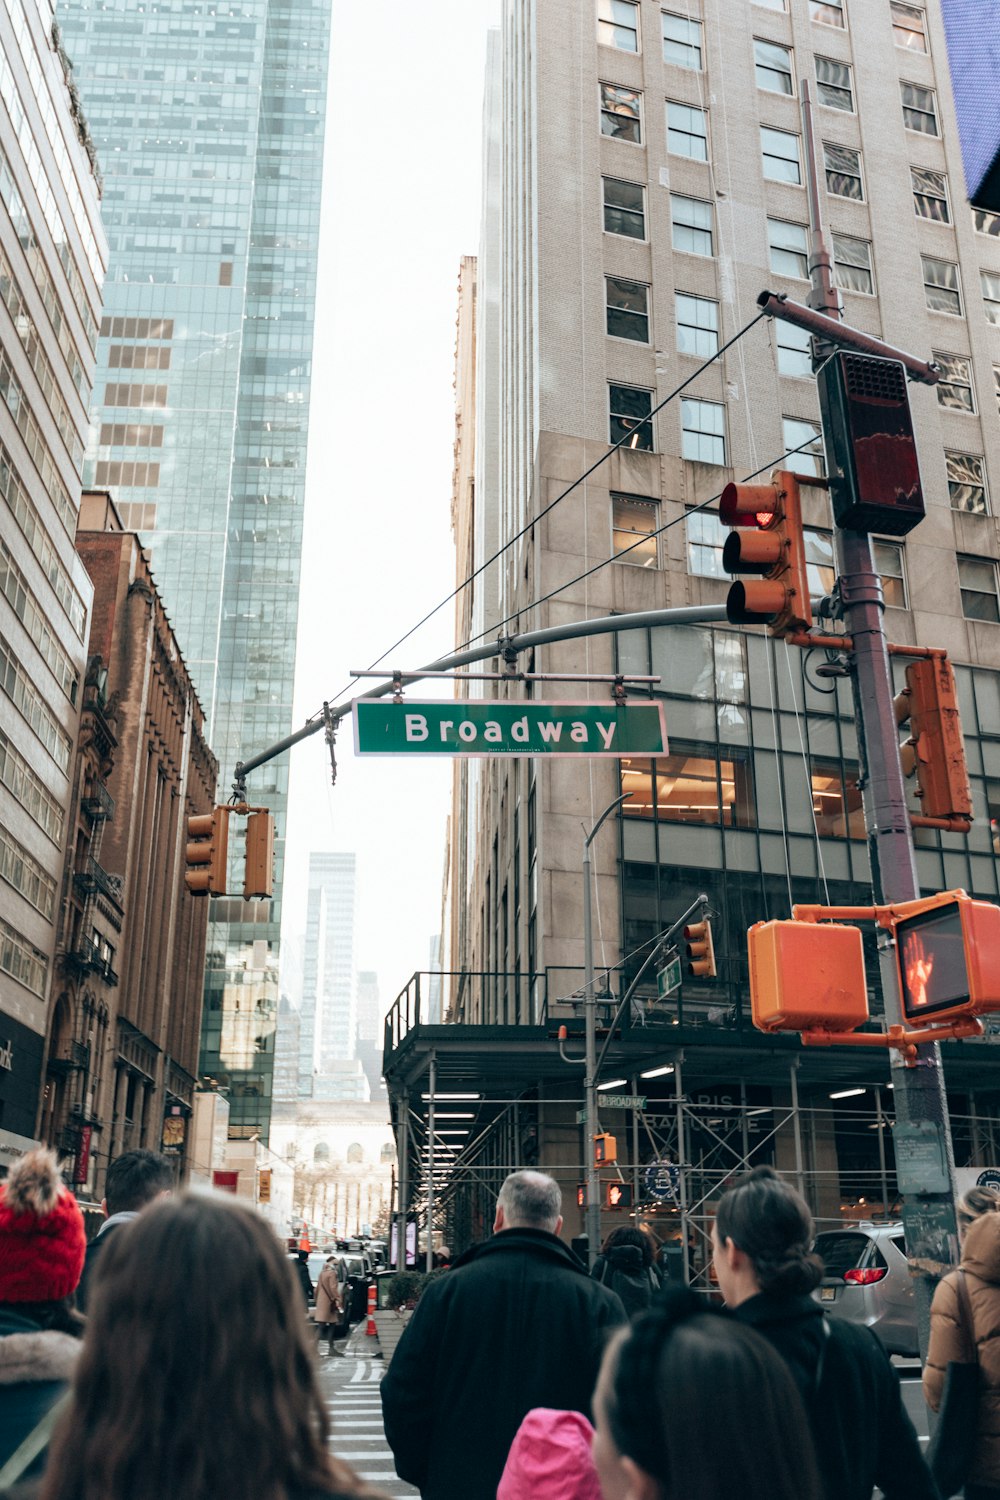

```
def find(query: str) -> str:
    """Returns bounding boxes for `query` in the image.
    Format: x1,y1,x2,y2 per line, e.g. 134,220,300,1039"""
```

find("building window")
610,384,654,449
922,256,962,315
891,2,927,50
959,555,1000,623
755,0,786,9
676,293,719,357
622,748,756,829
832,233,874,294
670,193,714,256
755,38,794,94
912,167,950,222
810,0,844,27
994,366,1000,417
982,270,1000,326
601,83,642,142
776,320,813,377
875,541,907,608
603,176,645,238
811,761,865,839
599,0,639,51
824,142,863,200
606,277,650,342
767,218,809,280
662,11,703,69
804,529,836,597
681,399,726,465
974,208,1000,239
934,352,975,413
667,101,708,160
901,81,938,134
613,496,659,564
947,451,989,515
761,126,802,185
686,509,727,578
783,416,824,475
816,56,853,111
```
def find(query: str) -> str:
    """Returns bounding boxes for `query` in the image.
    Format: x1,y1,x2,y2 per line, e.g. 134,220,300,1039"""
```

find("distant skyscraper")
355,970,381,1094
59,0,332,1141
290,853,356,1098
426,937,443,1024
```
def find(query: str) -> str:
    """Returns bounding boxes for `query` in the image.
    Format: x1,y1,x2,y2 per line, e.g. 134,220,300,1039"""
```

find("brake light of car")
843,1267,888,1285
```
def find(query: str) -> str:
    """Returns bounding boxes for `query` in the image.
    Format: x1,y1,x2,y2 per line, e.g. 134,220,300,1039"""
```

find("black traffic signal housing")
576,1183,587,1209
606,1182,633,1210
816,351,924,536
243,810,275,899
720,470,812,637
684,918,717,979
184,807,230,896
594,1132,618,1166
894,656,973,822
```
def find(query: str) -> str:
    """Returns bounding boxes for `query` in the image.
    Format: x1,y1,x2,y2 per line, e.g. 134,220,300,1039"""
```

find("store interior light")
829,1087,866,1099
598,1078,628,1091
641,1065,675,1079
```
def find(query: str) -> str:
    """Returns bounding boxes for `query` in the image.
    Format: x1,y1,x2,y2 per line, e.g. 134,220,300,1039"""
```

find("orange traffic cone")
365,1282,377,1336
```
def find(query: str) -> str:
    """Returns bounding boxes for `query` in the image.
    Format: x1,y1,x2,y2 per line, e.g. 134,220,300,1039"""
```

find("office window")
599,0,639,51
935,353,975,413
810,0,844,26
670,193,713,255
622,749,755,829
676,293,719,357
610,384,654,449
756,0,786,8
832,234,874,294
662,12,703,69
875,541,907,609
947,452,989,515
603,177,645,238
974,208,1000,239
959,556,1000,623
767,218,809,280
901,81,938,134
681,399,726,465
816,56,853,111
613,496,659,564
777,320,813,377
912,167,950,222
761,126,802,184
995,365,1000,417
606,277,650,342
783,416,824,475
667,101,708,160
601,83,642,142
922,256,962,315
891,2,927,51
755,39,793,94
982,270,1000,326
686,509,727,578
824,142,863,200
804,530,836,598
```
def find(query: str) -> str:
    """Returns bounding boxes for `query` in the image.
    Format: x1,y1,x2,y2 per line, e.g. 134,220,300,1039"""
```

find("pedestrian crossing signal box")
749,919,868,1033
594,1133,617,1166
576,1183,587,1208
896,891,1000,1025
606,1182,633,1210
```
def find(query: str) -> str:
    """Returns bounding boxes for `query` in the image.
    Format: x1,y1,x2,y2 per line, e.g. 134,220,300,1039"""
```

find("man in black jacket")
76,1149,173,1312
712,1166,939,1500
380,1169,627,1500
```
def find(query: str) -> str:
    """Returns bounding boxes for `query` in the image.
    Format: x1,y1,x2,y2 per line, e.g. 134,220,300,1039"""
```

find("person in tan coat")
924,1209,1000,1499
314,1255,345,1354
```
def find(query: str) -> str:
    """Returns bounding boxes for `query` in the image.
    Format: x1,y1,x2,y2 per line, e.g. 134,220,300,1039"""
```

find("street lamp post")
583,793,629,1267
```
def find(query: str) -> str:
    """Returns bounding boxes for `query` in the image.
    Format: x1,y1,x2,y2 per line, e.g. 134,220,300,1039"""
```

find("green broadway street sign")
355,699,667,758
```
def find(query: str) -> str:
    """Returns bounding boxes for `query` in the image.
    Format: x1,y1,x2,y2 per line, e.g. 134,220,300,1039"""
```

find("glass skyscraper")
58,0,330,1140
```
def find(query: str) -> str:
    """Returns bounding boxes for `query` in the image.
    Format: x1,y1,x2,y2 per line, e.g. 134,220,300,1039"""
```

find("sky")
280,2,502,1014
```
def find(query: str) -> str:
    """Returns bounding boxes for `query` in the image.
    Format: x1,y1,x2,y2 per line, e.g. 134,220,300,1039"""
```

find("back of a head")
39,1192,360,1500
601,1227,651,1267
959,1186,1000,1230
496,1170,562,1231
715,1166,823,1297
497,1408,601,1500
104,1149,173,1216
603,1292,823,1500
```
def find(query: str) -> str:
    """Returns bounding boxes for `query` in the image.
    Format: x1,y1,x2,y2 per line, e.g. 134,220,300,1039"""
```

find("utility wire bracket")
322,701,339,787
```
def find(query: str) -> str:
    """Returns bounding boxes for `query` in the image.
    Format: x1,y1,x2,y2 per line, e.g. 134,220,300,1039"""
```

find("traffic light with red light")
594,1133,617,1166
243,810,275,899
895,891,1000,1024
683,918,717,979
720,470,812,637
576,1183,587,1209
184,807,230,896
606,1182,633,1210
894,656,973,822
748,918,868,1033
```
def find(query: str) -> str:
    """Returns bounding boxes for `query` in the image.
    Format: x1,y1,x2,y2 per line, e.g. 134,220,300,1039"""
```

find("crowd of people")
1,1149,999,1500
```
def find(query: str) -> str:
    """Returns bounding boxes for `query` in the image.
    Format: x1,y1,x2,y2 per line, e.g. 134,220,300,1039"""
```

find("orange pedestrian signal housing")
576,1183,587,1208
606,1182,633,1210
895,891,1000,1025
594,1132,617,1166
894,656,973,823
184,807,230,896
748,918,868,1033
243,810,275,900
720,469,812,637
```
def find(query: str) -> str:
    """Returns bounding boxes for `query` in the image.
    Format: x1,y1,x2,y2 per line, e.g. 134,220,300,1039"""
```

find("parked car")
812,1222,918,1357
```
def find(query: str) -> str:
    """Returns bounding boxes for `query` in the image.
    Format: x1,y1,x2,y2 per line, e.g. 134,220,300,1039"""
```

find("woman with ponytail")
711,1167,937,1500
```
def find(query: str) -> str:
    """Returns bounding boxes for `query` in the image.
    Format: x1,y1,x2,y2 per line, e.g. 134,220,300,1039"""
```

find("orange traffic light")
894,656,972,822
184,807,230,896
683,918,717,978
606,1182,633,1210
895,891,1000,1024
721,469,812,637
594,1133,617,1166
243,810,275,899
748,919,868,1033
576,1183,587,1208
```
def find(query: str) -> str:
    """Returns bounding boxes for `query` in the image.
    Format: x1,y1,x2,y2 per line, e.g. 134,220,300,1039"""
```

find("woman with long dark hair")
590,1288,822,1500
38,1193,389,1500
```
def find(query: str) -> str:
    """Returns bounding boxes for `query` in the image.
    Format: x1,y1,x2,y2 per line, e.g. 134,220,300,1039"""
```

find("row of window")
0,632,72,774
99,316,174,340
104,382,169,408
0,823,56,922
0,913,46,999
0,240,84,470
600,2,926,59
0,727,64,848
92,461,161,487
0,440,86,638
0,542,77,698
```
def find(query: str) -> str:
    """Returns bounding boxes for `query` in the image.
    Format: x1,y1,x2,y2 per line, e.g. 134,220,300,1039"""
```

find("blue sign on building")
941,0,1000,210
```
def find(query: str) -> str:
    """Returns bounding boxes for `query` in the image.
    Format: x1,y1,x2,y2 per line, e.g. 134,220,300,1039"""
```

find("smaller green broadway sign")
354,699,667,758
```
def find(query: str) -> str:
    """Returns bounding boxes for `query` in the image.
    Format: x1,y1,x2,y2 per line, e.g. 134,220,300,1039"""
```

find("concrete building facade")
0,0,106,1160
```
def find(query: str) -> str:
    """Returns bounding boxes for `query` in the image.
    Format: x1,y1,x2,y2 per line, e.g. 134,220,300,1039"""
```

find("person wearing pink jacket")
497,1408,602,1500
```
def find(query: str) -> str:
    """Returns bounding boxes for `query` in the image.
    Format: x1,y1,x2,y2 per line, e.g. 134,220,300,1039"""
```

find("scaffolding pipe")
426,1055,436,1272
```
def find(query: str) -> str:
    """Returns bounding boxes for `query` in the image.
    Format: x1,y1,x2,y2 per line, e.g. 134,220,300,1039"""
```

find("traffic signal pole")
799,81,957,1350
